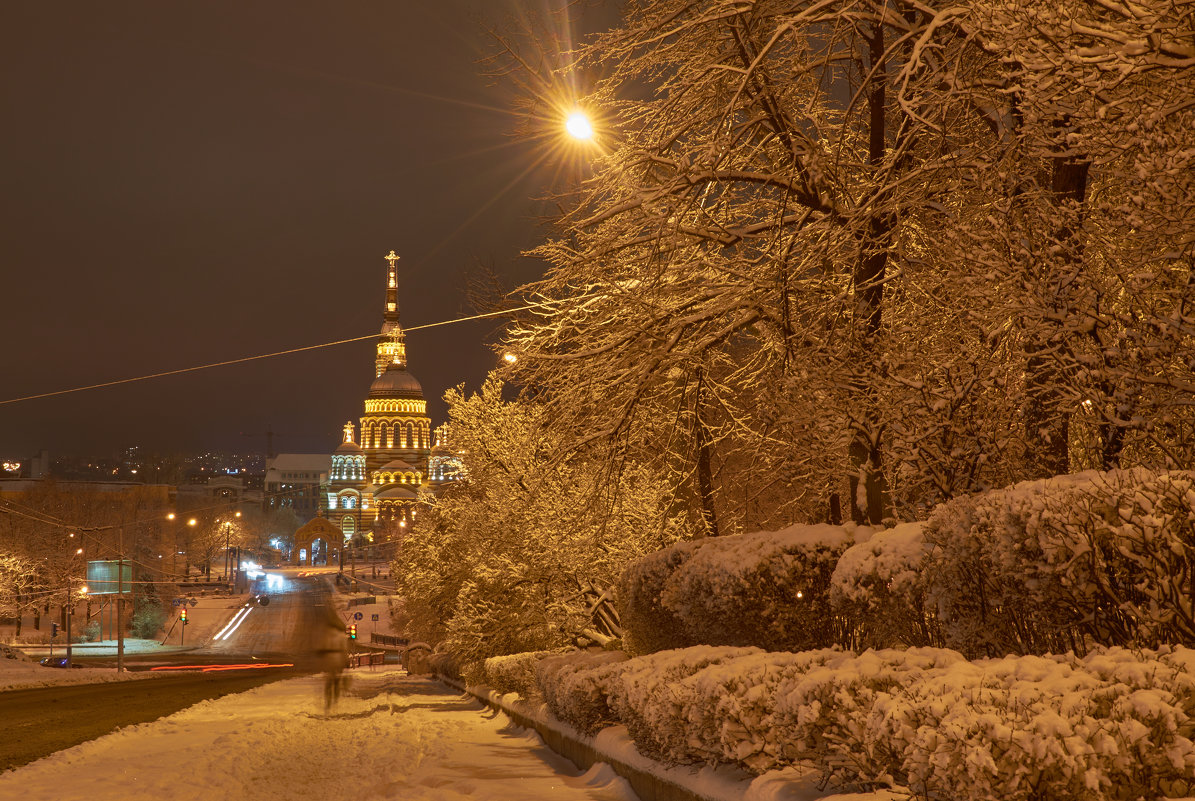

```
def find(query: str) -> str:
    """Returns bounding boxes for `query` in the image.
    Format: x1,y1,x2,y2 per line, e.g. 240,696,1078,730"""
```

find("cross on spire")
376,248,407,376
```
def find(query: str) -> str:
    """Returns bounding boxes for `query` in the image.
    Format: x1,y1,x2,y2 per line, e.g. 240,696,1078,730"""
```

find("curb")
436,673,738,801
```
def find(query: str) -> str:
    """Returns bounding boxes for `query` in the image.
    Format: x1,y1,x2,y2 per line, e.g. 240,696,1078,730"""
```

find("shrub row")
480,648,570,698
620,469,1195,658
922,468,1195,656
617,523,867,655
530,645,1195,801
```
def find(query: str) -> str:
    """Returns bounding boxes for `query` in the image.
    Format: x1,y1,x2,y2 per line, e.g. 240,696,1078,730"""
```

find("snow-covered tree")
395,378,681,663
502,0,1016,525
957,0,1195,473
500,0,1194,527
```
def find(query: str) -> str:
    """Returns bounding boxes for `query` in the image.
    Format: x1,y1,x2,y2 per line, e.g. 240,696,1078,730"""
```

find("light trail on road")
212,604,254,641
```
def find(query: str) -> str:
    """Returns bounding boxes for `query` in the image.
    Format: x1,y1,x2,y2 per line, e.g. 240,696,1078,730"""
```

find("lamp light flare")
565,110,594,140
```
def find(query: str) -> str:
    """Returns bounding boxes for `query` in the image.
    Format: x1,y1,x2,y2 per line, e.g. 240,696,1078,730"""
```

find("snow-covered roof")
374,486,418,500
378,459,418,472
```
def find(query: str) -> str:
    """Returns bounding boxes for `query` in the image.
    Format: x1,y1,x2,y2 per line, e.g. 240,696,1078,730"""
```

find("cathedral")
323,250,462,547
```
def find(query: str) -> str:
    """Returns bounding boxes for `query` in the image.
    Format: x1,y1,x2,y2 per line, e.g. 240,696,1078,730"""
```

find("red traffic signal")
180,609,188,623
347,624,357,640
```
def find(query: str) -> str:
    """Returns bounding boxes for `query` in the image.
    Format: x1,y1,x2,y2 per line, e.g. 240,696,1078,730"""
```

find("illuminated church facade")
323,250,463,546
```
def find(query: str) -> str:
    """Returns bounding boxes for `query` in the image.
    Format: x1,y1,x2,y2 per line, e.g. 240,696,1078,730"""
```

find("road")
1,574,346,772
0,668,303,772
0,671,643,801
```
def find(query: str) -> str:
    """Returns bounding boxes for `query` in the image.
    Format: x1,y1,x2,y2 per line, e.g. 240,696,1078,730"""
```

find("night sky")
1,1,615,459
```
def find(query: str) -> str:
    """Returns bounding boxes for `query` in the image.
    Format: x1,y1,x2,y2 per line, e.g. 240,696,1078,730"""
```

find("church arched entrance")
291,516,342,568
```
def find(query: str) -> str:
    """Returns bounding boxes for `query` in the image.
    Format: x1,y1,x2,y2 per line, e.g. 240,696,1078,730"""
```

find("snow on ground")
0,669,643,801
0,640,177,690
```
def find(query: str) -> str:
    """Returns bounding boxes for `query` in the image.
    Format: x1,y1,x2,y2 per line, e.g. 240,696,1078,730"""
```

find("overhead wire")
1,292,600,591
0,299,576,407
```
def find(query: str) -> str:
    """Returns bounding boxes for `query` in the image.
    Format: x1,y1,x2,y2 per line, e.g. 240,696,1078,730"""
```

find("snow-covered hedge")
603,645,762,761
619,524,872,654
923,469,1195,657
428,647,462,682
617,540,700,655
829,521,941,649
481,648,570,698
535,644,1195,801
867,646,1195,801
534,649,630,735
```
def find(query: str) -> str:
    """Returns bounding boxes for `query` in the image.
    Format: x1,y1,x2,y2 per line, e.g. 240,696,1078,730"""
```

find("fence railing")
370,632,408,647
347,596,377,608
348,651,386,669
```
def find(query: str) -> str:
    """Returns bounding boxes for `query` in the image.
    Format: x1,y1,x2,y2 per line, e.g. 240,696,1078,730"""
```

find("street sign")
189,598,198,606
86,560,132,595
371,614,379,622
353,612,363,621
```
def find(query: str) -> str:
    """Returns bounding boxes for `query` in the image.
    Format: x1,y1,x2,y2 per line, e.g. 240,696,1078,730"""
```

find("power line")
0,302,549,407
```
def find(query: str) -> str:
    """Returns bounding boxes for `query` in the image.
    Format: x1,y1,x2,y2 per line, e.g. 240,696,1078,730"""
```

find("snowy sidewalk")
0,669,640,801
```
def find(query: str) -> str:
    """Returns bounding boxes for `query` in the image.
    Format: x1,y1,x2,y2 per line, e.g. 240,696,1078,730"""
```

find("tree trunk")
847,22,893,525
693,366,720,537
1022,147,1089,477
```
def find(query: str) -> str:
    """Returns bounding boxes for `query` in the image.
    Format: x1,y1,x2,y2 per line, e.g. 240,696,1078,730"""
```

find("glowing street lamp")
565,109,594,141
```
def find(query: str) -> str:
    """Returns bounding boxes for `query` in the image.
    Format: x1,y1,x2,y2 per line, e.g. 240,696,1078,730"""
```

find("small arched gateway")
292,515,342,567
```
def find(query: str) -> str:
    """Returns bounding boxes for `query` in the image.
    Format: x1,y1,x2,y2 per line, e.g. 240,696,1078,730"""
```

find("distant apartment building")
263,454,329,521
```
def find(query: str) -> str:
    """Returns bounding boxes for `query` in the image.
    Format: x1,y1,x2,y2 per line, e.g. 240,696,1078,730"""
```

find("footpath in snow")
0,668,640,801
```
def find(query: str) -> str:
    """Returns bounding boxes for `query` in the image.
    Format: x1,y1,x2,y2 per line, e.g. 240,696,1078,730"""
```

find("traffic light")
180,608,188,624
51,622,59,637
347,624,357,640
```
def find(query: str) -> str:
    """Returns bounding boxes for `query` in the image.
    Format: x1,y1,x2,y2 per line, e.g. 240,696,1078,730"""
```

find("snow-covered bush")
535,643,1195,801
536,649,631,735
830,522,941,648
428,650,462,682
617,540,700,655
866,646,1195,801
620,524,871,654
602,645,762,761
1038,470,1195,647
670,648,850,769
924,469,1195,657
482,648,571,698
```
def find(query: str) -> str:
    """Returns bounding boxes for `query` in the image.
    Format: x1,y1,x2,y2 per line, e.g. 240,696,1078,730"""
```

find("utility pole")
65,584,73,667
116,526,125,674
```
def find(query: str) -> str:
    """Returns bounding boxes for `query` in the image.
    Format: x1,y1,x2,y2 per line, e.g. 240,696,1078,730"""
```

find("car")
39,656,81,668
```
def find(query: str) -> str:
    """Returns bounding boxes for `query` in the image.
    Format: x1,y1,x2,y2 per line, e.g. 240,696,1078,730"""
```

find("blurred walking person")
297,579,350,713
